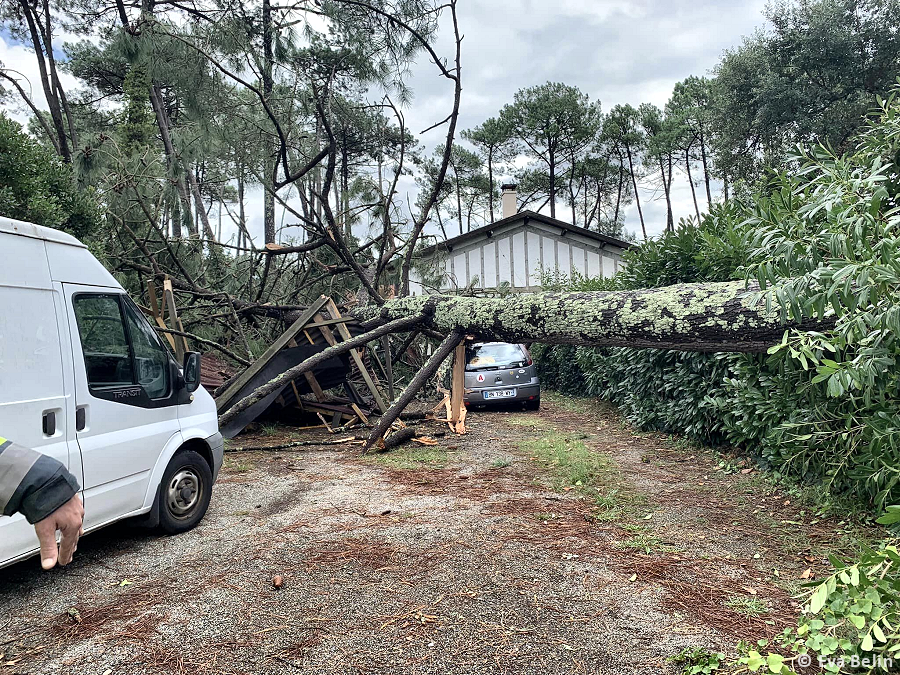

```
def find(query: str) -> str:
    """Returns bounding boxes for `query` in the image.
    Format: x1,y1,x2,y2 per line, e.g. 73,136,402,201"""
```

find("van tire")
157,449,212,534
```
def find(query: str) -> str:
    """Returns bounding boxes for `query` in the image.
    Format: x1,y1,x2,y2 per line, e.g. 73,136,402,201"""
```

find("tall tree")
499,82,601,219
712,0,900,184
667,76,714,206
461,116,511,223
639,103,677,232
1,0,79,161
604,104,646,240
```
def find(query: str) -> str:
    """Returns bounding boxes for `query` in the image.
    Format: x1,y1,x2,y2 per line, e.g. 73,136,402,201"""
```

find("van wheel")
157,450,212,534
525,399,540,411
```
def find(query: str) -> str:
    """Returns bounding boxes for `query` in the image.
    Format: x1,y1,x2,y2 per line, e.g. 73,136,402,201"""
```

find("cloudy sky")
1,0,768,242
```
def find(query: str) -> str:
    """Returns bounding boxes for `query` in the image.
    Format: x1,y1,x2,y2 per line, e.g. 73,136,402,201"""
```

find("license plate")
484,389,516,399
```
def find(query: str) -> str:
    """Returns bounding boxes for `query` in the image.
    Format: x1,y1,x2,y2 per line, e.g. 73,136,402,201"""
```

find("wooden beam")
382,335,395,401
146,281,177,352
216,295,330,411
163,279,185,361
449,341,466,426
289,337,328,402
350,403,369,425
325,299,388,414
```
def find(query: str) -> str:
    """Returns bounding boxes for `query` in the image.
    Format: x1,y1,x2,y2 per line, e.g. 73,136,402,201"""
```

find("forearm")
0,438,80,524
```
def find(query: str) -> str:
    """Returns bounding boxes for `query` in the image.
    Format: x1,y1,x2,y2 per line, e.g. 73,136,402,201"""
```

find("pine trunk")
356,281,824,353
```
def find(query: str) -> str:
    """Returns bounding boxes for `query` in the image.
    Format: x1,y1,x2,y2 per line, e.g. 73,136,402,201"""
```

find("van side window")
73,295,171,399
73,295,133,389
122,299,170,399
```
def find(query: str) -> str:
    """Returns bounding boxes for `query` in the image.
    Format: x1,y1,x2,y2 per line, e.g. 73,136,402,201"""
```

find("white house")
409,185,632,296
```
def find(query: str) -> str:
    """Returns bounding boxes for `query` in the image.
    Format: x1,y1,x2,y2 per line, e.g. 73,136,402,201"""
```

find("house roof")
417,210,634,257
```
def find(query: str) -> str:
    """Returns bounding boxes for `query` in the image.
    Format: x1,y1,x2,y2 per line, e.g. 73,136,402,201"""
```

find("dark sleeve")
0,438,81,524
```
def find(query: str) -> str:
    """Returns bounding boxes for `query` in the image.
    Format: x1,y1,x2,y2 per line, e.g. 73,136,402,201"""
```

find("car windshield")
466,343,527,371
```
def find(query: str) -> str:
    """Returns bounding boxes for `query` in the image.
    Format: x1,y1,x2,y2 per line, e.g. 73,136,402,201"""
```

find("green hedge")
534,98,900,507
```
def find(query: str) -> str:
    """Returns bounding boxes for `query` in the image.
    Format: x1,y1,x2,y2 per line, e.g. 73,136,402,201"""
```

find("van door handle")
42,411,57,436
76,407,86,432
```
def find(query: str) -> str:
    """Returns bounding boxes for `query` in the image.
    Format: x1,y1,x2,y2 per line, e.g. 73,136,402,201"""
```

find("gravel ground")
0,394,863,674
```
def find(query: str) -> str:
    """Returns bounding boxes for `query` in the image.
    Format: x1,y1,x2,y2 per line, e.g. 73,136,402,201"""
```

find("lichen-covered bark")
357,281,822,353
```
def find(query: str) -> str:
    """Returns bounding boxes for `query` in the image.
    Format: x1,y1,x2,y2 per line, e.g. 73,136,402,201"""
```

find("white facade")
410,211,630,296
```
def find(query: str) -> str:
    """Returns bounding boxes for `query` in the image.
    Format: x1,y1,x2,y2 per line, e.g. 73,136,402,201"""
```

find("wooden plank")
215,295,330,411
350,403,369,425
288,336,327,403
311,316,338,346
458,391,467,435
325,299,387,413
176,317,190,352
317,412,333,433
382,335,395,401
450,341,466,425
163,280,185,362
147,281,161,318
145,281,178,352
306,316,353,329
303,372,327,401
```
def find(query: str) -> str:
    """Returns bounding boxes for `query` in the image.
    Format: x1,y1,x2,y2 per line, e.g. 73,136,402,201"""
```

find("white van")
0,217,223,568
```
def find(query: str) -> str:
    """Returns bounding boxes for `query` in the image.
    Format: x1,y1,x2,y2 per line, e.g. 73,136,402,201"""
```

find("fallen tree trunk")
354,280,817,353
219,280,829,444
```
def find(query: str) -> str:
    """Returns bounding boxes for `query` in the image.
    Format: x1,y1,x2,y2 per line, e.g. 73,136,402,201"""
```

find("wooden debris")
379,427,416,451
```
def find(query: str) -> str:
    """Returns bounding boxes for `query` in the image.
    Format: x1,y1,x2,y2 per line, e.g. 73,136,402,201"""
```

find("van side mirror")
182,352,202,393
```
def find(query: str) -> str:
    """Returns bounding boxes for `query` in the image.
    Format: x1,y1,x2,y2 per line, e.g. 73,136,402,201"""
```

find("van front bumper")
206,432,224,481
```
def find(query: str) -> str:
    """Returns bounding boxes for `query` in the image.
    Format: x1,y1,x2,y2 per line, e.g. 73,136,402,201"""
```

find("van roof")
0,217,87,248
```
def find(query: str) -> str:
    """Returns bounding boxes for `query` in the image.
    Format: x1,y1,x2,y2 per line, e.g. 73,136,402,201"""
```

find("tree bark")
365,329,462,449
699,127,712,205
625,144,646,240
686,146,701,222
262,0,277,244
148,85,195,237
355,281,826,353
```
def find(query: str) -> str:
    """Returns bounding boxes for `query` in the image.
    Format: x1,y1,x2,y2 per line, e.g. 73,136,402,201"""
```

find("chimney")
501,183,518,220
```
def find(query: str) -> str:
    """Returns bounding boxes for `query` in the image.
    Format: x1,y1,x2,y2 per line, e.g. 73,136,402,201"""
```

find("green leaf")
766,653,784,673
861,632,874,652
809,583,829,614
745,651,765,672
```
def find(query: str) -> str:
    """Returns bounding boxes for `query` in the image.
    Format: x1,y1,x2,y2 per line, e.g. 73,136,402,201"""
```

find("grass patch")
724,595,770,618
260,422,279,436
520,428,643,520
542,391,594,414
223,455,255,472
616,526,681,554
369,445,448,470
490,457,513,469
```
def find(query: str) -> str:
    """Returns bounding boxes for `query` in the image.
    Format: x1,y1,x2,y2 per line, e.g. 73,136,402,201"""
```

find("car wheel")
525,399,540,411
157,449,212,534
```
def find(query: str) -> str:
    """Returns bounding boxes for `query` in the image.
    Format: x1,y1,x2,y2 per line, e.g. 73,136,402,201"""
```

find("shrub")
536,89,900,508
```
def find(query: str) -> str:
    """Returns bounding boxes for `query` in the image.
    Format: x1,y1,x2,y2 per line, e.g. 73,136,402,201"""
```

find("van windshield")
465,343,527,371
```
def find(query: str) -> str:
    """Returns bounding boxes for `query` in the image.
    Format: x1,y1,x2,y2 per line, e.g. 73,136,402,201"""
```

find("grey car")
464,342,540,410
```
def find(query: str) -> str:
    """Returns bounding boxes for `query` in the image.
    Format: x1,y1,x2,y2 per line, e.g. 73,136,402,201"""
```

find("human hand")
33,494,84,570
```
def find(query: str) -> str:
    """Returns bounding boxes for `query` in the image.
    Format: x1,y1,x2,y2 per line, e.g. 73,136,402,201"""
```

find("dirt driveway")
0,394,868,674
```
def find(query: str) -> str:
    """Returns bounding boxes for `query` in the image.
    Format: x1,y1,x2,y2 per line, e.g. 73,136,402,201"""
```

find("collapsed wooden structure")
141,280,487,447
213,295,392,439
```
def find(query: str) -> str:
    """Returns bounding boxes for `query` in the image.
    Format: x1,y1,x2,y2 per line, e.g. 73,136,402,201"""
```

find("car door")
64,286,181,531
0,236,80,566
